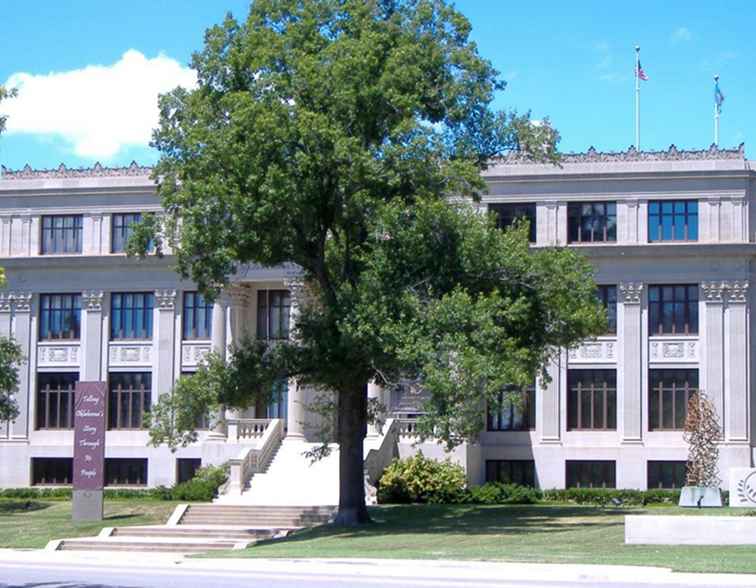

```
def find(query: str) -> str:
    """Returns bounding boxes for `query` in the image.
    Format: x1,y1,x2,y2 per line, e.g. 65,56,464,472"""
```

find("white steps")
216,439,340,506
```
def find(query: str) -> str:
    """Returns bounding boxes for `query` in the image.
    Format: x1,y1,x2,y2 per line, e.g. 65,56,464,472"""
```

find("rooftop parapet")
0,161,153,180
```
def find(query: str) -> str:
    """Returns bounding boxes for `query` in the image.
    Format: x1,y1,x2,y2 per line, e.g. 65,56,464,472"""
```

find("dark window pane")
648,370,698,431
105,458,148,486
489,203,537,243
485,460,536,487
110,293,154,339
566,460,616,489
567,370,616,430
32,458,73,485
108,372,151,429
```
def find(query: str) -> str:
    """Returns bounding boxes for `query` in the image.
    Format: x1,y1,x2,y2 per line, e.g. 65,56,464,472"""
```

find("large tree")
139,0,605,525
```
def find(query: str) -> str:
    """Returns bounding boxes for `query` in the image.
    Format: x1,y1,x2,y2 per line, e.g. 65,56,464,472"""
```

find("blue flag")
715,80,725,112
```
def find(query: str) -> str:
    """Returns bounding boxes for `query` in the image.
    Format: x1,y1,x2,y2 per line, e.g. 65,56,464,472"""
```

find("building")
0,143,753,498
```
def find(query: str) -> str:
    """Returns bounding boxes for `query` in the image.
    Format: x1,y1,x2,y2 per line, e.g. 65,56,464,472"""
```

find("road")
0,556,754,588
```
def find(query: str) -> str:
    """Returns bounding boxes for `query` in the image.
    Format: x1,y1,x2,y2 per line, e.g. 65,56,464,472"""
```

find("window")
487,386,535,431
108,372,151,429
568,202,617,243
41,215,83,254
267,379,288,420
648,461,687,489
39,294,81,340
32,457,73,485
648,285,698,335
177,458,201,484
111,293,154,340
597,285,617,334
36,373,78,429
485,460,536,487
648,200,698,242
105,458,148,486
183,292,213,340
649,369,698,431
567,370,616,430
566,460,616,488
111,213,143,253
257,290,291,340
489,203,537,242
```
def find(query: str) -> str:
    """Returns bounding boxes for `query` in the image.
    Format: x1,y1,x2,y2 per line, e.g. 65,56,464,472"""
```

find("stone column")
725,281,749,442
225,286,250,423
80,290,104,381
539,352,562,443
367,381,384,437
10,292,33,439
0,294,11,438
284,275,306,439
153,290,177,405
619,282,643,443
207,296,228,440
701,281,726,429
286,379,305,439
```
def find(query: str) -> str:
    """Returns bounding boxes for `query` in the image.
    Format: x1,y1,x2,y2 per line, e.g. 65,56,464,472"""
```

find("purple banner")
73,382,107,491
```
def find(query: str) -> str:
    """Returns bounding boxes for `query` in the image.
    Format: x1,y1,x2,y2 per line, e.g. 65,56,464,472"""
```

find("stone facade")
0,145,754,491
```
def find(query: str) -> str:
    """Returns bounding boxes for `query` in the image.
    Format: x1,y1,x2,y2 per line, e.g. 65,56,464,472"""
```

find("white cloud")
671,27,693,43
1,50,196,160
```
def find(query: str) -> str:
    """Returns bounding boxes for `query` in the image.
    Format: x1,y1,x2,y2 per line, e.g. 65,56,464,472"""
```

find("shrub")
378,453,467,504
541,488,682,506
170,464,228,502
467,482,541,505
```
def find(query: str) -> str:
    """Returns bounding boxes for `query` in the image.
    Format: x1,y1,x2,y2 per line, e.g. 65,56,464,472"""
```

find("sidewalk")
2,549,756,587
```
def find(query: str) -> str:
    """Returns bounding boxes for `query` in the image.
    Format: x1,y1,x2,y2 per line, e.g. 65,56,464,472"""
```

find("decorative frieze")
727,281,749,304
9,291,32,312
154,289,177,310
1,161,152,179
498,143,744,165
108,343,152,367
701,281,727,303
649,338,699,363
618,282,643,304
701,280,749,304
568,340,616,364
81,290,105,312
181,343,211,368
37,343,80,367
0,294,11,313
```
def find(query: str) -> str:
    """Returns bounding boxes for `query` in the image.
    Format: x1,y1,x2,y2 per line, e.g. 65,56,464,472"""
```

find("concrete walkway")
1,550,756,587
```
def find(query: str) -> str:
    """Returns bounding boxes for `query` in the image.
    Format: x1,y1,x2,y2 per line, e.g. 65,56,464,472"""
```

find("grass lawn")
0,499,178,549
225,504,756,574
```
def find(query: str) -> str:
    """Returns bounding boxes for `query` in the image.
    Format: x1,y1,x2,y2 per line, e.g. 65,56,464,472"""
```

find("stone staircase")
47,504,335,554
216,439,341,506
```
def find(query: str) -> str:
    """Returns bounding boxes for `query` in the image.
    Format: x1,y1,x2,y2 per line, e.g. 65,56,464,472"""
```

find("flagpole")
714,74,720,147
635,45,640,150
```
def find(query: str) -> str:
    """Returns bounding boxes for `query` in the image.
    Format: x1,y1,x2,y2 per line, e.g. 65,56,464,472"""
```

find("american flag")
636,61,648,81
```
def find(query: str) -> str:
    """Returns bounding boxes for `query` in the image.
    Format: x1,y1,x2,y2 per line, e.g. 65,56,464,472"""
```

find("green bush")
467,482,541,505
541,488,682,506
170,464,228,502
378,453,468,504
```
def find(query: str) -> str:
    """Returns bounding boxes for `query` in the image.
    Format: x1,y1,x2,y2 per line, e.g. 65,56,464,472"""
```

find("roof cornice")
1,161,153,180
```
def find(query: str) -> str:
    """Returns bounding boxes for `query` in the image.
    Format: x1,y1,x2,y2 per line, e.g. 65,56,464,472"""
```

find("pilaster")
80,290,104,381
701,281,726,429
10,291,33,438
153,290,176,404
619,282,643,443
208,295,228,439
725,281,749,442
286,379,305,439
539,352,562,443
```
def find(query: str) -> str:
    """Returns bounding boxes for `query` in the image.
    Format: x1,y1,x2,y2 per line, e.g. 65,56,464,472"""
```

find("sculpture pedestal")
678,486,722,508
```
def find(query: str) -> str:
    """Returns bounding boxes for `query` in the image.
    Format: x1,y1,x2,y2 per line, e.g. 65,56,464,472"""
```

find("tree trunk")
334,383,370,526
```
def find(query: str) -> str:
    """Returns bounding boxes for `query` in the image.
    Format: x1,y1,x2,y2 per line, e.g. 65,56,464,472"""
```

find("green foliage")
169,464,228,502
137,0,605,518
541,488,685,506
467,482,541,505
0,85,17,136
378,453,468,504
0,337,26,422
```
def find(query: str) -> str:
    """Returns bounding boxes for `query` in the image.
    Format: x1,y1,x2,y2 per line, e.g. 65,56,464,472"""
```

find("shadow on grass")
0,500,50,514
252,504,633,548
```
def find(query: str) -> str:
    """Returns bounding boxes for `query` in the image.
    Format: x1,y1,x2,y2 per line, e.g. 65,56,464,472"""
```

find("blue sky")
1,0,753,169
